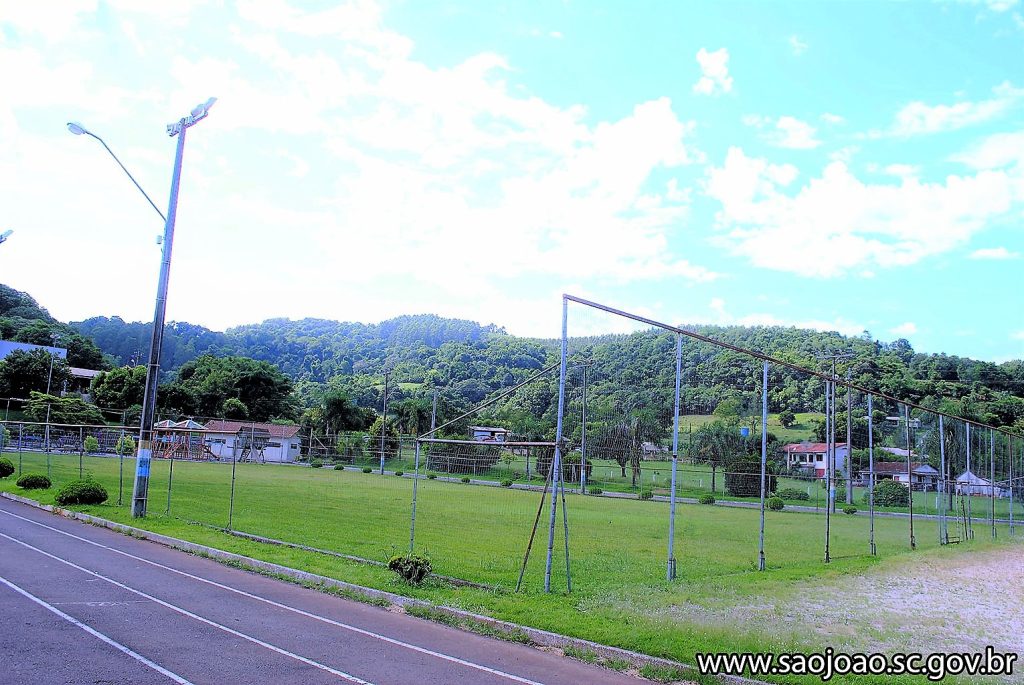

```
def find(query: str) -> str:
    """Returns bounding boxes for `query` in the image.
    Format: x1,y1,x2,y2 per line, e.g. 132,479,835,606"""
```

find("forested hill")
69,303,1024,431
0,285,106,368
73,314,510,384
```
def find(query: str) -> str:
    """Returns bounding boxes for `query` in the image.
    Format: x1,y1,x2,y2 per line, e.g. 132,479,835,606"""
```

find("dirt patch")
662,544,1024,680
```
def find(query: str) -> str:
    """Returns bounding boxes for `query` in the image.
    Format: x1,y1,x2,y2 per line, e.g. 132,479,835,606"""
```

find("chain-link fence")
1,294,1021,596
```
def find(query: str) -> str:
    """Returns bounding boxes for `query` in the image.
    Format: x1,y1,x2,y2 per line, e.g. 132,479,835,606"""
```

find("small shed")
955,470,1011,498
469,426,508,443
868,461,940,490
203,420,302,463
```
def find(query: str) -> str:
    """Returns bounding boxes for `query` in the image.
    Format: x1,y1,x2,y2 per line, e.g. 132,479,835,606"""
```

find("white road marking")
0,531,374,685
0,573,194,685
0,507,547,685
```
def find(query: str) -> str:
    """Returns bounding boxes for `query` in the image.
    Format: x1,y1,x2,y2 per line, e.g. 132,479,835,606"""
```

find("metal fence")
1,295,1021,595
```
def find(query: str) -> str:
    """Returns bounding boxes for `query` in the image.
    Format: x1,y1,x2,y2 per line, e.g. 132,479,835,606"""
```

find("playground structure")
232,425,271,464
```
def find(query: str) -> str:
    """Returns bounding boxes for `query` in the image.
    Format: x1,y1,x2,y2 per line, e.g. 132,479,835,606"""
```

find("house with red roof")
783,442,849,478
203,420,302,463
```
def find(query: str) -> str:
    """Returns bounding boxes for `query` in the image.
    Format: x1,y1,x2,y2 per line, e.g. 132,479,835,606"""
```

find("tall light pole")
69,97,217,518
0,229,12,245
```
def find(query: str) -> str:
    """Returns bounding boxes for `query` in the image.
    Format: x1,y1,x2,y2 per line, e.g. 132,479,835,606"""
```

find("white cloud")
692,48,733,96
954,131,1024,170
707,298,865,337
969,246,1020,259
704,147,1024,277
891,322,918,336
829,145,859,163
951,0,1020,11
883,164,920,178
0,0,718,337
788,35,808,56
0,0,98,41
821,113,845,125
744,115,821,149
887,81,1024,137
1013,331,1024,340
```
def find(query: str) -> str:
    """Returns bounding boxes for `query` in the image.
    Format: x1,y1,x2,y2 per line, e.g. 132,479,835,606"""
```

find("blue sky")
1,0,1022,362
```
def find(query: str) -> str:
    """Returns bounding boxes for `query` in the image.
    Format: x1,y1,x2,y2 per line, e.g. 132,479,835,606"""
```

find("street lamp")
0,229,12,245
66,123,166,223
69,98,217,517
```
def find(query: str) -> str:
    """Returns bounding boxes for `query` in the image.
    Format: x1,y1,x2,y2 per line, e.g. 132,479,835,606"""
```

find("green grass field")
1,447,1019,684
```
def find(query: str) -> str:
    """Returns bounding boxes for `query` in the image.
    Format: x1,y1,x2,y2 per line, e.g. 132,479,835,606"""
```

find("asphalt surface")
0,497,646,685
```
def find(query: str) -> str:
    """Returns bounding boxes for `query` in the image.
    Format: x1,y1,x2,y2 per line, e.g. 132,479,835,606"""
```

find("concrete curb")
1,491,763,685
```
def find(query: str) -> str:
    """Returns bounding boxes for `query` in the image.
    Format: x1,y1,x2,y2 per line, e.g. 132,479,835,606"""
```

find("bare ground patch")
657,543,1024,681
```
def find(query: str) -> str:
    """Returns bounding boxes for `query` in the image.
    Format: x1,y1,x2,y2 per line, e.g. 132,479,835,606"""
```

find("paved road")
0,498,645,685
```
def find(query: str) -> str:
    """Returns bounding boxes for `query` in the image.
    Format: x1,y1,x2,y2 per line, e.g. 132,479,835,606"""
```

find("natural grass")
1,447,1018,685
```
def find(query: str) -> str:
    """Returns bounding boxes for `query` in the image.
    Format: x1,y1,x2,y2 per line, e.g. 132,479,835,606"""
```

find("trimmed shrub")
638,488,653,500
588,487,603,495
17,473,51,490
394,471,404,477
866,479,909,508
362,467,373,474
767,496,785,511
83,436,100,453
0,457,14,479
387,554,432,584
843,506,858,515
776,487,810,501
500,479,513,487
698,493,716,505
333,463,345,470
55,479,108,506
427,473,437,480
460,476,471,483
115,435,136,456
310,459,324,469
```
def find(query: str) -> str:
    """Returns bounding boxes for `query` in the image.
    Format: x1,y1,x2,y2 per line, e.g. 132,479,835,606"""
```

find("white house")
203,420,302,463
868,461,940,490
783,442,849,478
469,426,508,443
954,470,1011,498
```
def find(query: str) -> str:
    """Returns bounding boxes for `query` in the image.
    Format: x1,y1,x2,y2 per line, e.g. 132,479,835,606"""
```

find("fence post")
868,396,875,555
117,427,125,506
545,296,569,593
18,423,24,476
228,446,238,531
580,364,588,494
990,429,996,540
409,441,421,554
966,423,972,539
904,404,916,550
79,426,84,478
938,414,946,545
667,333,681,581
824,380,831,564
758,361,768,572
1010,436,1015,537
166,450,175,516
